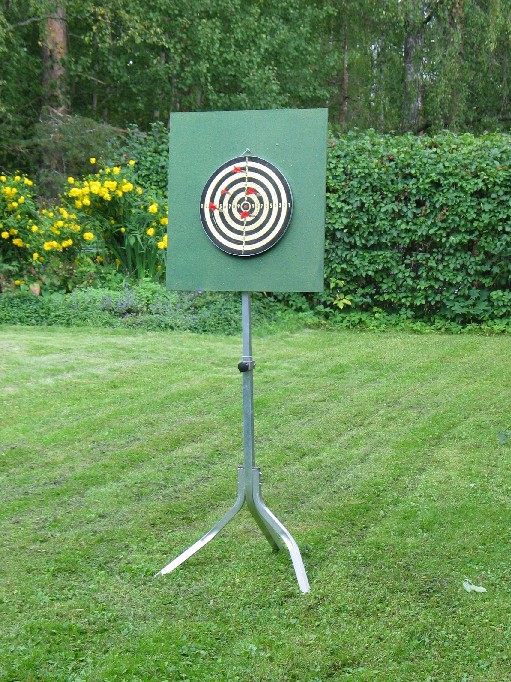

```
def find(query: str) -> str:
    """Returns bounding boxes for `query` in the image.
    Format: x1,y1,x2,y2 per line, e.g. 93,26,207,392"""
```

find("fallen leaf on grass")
463,579,487,593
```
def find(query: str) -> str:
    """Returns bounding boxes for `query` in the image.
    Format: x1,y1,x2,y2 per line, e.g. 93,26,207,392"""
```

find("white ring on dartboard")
200,156,293,256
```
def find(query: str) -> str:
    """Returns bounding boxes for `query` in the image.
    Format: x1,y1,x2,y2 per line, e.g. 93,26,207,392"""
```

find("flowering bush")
66,159,168,280
0,172,97,291
0,160,168,292
0,172,39,288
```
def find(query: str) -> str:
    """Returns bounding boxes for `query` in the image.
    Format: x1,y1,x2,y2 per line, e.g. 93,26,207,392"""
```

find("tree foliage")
0,0,510,178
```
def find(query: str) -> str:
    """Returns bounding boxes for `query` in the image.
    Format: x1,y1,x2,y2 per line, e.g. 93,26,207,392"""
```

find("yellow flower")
83,232,94,241
113,166,120,175
115,258,121,265
68,176,75,184
82,197,91,206
31,225,39,232
61,239,73,248
33,252,39,260
1,231,9,239
120,227,126,233
75,200,83,209
157,234,168,250
136,187,143,195
0,175,6,182
12,238,24,247
160,216,168,225
128,159,136,166
14,175,21,182
148,202,158,214
43,240,61,251
24,177,33,186
146,227,155,236
9,228,18,235
89,157,96,164
14,279,25,285
10,201,18,209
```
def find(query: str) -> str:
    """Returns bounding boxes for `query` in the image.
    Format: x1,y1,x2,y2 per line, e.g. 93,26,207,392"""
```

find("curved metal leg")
246,469,281,553
157,468,245,576
157,293,310,593
250,468,310,594
245,469,284,552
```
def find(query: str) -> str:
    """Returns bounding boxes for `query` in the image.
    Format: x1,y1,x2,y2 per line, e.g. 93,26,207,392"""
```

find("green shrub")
320,130,511,323
3,129,511,328
0,284,292,334
106,122,169,194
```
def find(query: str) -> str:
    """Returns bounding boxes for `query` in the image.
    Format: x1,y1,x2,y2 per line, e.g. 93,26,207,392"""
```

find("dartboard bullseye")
200,155,293,257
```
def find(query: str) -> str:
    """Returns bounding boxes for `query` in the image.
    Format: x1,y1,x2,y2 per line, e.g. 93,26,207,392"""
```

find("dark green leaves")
323,131,511,324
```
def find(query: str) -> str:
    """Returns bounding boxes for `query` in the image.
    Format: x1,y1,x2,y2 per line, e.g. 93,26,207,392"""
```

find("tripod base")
157,466,310,593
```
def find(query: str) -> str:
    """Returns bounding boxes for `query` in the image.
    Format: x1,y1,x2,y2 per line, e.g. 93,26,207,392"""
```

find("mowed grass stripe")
1,326,510,681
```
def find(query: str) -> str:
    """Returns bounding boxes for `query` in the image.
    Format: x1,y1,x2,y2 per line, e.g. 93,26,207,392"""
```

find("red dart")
246,187,257,195
240,210,251,219
232,166,242,173
209,202,218,211
221,188,229,194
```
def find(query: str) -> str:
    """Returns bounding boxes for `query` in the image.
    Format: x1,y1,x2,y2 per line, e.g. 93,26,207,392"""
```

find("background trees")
0,0,510,181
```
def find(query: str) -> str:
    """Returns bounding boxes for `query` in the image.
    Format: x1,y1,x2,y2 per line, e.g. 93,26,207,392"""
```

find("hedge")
323,131,511,323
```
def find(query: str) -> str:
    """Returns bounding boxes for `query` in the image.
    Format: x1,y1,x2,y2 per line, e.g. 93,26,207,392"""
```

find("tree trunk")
41,4,68,115
371,38,386,130
153,48,167,120
445,0,465,126
39,4,69,191
338,26,349,126
402,16,425,132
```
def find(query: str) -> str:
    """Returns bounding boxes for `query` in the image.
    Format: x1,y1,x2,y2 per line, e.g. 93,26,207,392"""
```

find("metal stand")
157,292,310,593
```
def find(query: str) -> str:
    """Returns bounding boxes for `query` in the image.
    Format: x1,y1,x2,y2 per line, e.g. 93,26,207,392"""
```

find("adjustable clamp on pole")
238,359,255,372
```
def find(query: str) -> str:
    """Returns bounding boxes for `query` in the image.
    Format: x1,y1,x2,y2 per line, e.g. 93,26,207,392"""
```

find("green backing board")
166,108,328,292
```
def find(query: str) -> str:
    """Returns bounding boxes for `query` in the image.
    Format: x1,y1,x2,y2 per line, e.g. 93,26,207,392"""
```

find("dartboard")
199,155,293,257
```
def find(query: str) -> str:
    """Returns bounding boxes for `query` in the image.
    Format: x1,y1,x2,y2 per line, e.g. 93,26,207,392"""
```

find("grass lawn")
1,324,510,681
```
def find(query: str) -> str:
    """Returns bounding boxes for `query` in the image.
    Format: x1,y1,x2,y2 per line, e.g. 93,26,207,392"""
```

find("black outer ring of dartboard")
199,156,293,257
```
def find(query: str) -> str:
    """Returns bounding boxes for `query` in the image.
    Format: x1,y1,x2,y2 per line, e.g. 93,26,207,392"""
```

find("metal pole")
158,291,310,593
241,292,255,481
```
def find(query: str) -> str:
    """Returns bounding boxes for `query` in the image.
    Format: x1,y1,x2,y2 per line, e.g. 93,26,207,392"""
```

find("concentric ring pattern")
199,155,293,256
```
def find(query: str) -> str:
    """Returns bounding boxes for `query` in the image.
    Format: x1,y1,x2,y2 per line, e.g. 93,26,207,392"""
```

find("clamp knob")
238,360,255,372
